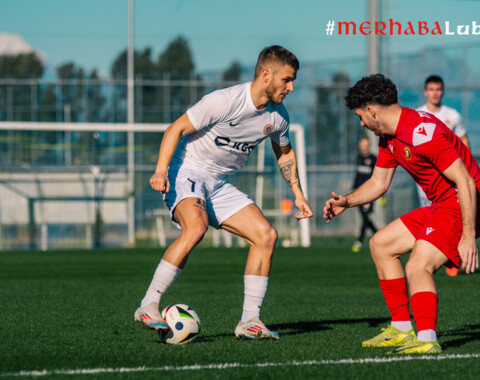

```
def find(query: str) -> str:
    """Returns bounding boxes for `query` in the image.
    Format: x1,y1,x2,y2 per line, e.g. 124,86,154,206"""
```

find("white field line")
1,353,480,377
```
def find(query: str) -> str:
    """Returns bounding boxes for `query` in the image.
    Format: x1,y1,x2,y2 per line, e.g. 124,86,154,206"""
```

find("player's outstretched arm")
150,113,196,193
443,158,478,273
271,141,313,219
324,166,395,223
323,191,348,223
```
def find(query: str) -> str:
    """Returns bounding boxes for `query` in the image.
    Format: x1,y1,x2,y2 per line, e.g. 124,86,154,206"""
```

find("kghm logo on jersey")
214,136,257,153
404,146,412,161
263,124,273,136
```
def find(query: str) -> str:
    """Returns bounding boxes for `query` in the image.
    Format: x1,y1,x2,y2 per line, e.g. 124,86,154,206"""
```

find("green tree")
57,62,85,122
0,52,44,79
86,69,106,122
156,36,203,123
38,85,57,122
0,53,45,164
157,36,194,78
314,72,356,164
0,52,44,121
111,47,159,123
222,61,242,83
111,47,156,79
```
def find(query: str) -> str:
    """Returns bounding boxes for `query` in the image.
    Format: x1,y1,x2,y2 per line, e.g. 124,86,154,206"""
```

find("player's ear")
366,105,376,119
262,67,272,83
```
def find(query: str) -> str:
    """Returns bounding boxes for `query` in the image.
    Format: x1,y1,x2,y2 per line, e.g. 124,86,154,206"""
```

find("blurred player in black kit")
352,137,377,252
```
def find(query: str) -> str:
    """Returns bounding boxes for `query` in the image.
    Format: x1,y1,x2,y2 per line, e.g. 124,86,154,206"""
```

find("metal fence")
2,45,480,249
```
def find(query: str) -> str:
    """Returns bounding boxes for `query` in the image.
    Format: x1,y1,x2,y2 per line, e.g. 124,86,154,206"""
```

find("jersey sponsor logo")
412,123,436,146
214,136,258,153
263,124,273,136
404,146,412,161
426,227,435,235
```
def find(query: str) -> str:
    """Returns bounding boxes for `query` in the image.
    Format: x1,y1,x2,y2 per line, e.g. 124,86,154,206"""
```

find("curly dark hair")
345,73,398,109
254,45,299,78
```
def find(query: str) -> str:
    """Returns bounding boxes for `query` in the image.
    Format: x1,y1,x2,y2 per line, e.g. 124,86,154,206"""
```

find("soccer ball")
159,304,201,345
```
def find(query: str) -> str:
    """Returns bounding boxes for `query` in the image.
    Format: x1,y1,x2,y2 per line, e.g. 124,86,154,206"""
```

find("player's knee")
182,224,208,246
404,259,423,280
369,232,389,261
405,255,433,279
255,224,278,248
369,233,381,255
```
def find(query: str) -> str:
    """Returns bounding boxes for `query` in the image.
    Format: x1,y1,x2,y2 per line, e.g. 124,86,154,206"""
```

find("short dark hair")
254,45,299,78
424,75,444,89
345,73,398,110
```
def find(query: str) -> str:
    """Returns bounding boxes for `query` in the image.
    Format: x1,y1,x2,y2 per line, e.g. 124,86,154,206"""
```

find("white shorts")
163,165,254,229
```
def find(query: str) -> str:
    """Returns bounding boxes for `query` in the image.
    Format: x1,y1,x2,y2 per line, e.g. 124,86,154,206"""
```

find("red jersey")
376,107,480,205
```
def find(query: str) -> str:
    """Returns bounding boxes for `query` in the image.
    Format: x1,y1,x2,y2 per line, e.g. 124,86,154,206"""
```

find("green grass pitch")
1,237,480,379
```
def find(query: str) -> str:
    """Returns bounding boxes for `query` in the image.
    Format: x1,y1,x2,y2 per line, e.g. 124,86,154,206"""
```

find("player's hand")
150,171,170,193
294,197,314,219
458,235,478,274
323,191,348,223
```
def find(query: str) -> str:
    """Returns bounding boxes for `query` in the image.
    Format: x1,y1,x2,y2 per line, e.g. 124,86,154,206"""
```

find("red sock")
410,291,438,332
379,278,410,321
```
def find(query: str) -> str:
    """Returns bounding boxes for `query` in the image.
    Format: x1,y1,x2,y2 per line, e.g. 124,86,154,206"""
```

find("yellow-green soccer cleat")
362,325,416,347
390,339,442,354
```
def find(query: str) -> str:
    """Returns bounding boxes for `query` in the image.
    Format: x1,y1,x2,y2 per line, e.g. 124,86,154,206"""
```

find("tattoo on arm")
279,159,299,187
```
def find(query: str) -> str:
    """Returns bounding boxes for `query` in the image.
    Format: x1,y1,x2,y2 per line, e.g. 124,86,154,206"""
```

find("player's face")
424,82,443,107
265,64,296,104
355,108,382,136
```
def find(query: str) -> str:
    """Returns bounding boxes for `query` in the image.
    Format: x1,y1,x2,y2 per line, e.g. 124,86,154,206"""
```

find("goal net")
0,122,310,250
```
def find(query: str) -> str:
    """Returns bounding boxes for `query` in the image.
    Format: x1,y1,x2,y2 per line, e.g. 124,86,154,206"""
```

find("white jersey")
417,104,466,138
170,82,290,177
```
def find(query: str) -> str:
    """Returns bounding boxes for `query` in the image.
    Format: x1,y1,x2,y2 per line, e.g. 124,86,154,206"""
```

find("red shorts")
400,200,480,268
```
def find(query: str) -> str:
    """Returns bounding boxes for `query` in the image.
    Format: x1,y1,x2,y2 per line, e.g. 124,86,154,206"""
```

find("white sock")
417,329,437,342
241,275,268,322
141,259,182,307
391,320,413,332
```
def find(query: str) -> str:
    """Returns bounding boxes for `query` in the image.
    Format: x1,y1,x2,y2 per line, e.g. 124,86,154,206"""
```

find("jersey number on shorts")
187,178,196,192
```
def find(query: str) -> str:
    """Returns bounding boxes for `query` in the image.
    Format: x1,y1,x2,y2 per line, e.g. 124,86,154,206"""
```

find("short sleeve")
376,137,398,168
451,112,466,138
186,90,231,130
269,107,290,146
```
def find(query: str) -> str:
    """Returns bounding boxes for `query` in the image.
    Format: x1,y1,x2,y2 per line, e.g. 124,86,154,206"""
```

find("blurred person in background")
417,75,471,276
352,136,378,252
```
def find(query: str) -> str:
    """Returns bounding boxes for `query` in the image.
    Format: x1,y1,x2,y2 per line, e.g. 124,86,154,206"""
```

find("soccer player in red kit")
324,74,479,354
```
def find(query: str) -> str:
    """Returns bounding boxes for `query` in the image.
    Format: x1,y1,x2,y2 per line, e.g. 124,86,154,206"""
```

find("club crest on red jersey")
404,146,412,161
412,123,436,146
263,124,273,136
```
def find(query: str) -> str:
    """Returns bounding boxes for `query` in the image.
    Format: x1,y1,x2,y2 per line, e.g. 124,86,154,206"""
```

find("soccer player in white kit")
417,75,471,276
134,45,313,340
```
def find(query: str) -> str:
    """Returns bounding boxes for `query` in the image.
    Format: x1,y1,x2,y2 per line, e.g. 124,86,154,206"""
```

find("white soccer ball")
159,304,201,345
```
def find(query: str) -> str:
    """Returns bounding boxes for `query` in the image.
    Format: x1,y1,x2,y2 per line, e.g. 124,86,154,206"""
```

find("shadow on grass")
440,324,480,349
269,317,390,336
196,317,389,341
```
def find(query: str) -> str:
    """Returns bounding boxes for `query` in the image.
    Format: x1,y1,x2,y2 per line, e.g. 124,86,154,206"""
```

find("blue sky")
1,0,480,77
